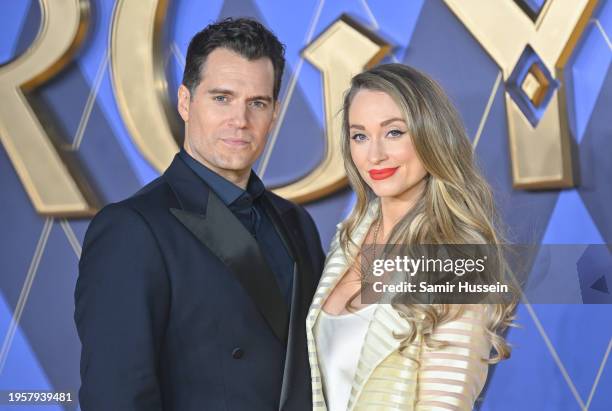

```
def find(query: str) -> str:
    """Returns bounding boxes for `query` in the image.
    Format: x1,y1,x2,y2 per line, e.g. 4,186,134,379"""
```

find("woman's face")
348,89,428,201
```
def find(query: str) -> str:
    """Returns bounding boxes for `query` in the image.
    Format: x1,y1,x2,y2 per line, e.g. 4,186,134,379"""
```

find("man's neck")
222,171,249,190
183,147,250,190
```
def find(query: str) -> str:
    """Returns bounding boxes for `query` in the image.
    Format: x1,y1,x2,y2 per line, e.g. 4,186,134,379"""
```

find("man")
75,18,325,411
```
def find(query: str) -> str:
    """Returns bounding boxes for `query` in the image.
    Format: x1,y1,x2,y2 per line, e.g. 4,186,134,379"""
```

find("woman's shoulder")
328,200,379,256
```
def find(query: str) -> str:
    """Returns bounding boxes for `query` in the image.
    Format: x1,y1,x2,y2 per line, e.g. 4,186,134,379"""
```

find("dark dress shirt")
179,149,294,306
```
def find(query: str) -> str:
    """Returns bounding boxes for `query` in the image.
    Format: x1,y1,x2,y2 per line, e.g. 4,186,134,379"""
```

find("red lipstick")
368,167,399,180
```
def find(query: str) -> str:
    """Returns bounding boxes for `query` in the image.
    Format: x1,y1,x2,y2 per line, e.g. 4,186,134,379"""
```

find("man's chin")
217,160,255,174
217,153,260,170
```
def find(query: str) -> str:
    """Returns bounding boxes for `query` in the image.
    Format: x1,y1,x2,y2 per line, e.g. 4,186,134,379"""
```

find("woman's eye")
351,133,367,142
387,129,405,138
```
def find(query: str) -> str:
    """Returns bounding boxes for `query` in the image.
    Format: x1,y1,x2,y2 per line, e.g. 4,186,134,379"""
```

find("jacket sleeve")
415,305,492,411
74,204,169,411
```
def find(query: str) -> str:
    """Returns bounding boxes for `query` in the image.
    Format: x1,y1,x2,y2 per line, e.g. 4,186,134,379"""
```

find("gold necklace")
368,214,383,281
364,214,384,300
373,213,383,246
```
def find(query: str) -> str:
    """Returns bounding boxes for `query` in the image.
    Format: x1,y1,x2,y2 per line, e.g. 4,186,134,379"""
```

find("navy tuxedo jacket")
75,155,325,411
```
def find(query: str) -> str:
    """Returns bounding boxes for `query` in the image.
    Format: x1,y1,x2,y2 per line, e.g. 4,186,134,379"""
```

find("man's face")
178,48,278,185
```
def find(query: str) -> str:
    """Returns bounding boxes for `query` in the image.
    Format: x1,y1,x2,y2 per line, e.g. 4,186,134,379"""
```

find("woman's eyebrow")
380,117,406,126
350,118,406,130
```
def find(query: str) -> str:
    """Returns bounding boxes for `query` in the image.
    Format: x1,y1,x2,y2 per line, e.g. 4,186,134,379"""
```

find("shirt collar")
179,148,265,207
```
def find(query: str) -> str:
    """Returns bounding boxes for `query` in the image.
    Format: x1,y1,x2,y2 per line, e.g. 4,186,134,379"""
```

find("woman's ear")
177,85,191,122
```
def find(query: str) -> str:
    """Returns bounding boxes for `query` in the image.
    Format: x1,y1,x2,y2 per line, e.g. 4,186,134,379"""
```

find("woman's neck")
378,178,426,241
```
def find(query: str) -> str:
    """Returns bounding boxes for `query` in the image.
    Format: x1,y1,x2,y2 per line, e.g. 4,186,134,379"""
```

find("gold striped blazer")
306,201,492,411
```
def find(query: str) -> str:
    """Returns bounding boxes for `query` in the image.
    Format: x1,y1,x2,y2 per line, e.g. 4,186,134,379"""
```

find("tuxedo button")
231,347,244,359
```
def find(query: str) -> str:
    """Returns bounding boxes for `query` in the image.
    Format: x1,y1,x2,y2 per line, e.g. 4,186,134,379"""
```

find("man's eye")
351,134,367,142
251,101,267,109
213,95,228,102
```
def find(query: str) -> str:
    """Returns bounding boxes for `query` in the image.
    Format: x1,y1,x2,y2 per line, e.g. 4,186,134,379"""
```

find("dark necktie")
230,193,260,237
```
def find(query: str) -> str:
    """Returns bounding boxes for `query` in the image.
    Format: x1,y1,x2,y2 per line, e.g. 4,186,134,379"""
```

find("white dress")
314,305,376,411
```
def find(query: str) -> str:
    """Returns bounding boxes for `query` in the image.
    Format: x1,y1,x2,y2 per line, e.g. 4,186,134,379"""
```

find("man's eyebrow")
247,95,273,103
206,88,273,103
207,88,235,95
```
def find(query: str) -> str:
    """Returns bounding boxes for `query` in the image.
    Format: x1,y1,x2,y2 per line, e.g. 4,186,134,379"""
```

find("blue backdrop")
0,1,611,410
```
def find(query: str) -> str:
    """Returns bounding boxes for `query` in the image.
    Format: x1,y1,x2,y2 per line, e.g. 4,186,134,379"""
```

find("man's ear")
177,85,191,122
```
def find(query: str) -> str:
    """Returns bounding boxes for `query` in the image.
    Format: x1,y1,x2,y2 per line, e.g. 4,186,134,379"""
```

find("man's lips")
221,138,249,147
368,167,399,180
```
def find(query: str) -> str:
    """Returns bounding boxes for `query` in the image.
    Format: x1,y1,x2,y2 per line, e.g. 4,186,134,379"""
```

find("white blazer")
306,201,492,410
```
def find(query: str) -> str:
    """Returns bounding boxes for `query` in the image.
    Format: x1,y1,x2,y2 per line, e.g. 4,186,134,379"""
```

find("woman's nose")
368,138,388,164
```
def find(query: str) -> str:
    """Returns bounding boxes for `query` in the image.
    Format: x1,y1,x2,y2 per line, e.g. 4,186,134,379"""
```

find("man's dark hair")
182,18,286,100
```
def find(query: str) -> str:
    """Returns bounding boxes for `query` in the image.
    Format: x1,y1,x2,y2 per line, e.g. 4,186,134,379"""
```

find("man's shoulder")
265,190,314,220
93,175,176,224
264,189,295,213
127,174,175,208
264,190,316,227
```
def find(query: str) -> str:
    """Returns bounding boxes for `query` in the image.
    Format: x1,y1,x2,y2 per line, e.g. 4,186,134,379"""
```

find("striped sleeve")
415,305,491,411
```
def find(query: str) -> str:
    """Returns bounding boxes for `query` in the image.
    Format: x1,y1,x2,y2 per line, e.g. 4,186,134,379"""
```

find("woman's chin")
369,188,403,199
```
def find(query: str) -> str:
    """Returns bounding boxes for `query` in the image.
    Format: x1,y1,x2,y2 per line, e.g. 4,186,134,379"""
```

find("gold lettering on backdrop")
272,16,390,202
10,3,590,215
0,0,97,216
110,0,181,173
443,0,598,188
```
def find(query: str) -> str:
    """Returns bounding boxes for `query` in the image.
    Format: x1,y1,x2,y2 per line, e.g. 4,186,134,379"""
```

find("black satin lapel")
170,192,289,343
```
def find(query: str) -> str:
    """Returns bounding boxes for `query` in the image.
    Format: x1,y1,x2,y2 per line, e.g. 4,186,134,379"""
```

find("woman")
307,64,515,411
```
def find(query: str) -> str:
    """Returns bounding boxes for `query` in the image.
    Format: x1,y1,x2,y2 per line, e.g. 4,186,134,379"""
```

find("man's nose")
228,103,248,128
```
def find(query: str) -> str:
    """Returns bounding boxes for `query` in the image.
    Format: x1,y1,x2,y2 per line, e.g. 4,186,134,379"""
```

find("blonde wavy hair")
339,64,516,363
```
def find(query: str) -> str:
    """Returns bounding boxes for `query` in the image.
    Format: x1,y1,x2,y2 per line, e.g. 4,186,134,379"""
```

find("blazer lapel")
306,201,379,333
306,234,349,411
347,304,412,411
170,189,289,344
306,201,379,411
304,203,412,410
